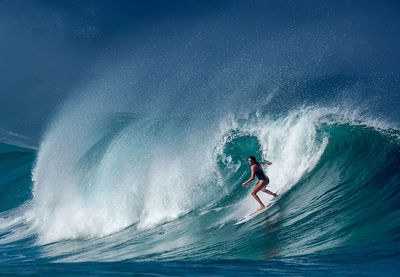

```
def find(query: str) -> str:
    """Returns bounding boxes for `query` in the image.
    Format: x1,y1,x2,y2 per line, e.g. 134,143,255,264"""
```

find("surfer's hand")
242,182,246,187
267,162,272,165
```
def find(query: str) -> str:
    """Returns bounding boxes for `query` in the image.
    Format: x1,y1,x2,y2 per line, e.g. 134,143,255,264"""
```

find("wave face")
0,106,399,266
30,107,328,246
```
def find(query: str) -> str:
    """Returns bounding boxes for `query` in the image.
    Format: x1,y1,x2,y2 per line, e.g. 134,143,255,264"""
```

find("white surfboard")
235,195,280,225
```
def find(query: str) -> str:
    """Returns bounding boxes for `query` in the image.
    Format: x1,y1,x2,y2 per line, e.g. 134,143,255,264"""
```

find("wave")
1,106,399,262
28,107,328,243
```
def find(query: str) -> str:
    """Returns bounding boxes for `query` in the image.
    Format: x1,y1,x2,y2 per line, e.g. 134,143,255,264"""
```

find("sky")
1,0,400,146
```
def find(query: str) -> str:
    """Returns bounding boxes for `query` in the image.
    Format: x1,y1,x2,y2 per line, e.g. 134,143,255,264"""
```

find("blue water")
1,1,400,275
1,105,400,275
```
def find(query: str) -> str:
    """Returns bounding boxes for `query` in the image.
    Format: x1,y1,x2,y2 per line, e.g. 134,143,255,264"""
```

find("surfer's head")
248,156,260,166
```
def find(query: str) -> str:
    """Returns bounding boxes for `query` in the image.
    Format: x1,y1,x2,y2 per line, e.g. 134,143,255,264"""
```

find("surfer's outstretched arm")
259,161,272,165
242,166,255,186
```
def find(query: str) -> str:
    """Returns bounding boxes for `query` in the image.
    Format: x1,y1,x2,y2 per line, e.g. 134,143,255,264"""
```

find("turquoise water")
1,107,399,275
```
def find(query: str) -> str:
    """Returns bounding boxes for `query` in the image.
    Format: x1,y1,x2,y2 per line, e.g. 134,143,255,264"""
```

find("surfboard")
235,195,280,225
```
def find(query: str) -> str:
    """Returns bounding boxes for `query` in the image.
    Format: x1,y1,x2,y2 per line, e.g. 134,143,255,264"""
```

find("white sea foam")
31,103,394,244
217,108,329,222
30,104,225,244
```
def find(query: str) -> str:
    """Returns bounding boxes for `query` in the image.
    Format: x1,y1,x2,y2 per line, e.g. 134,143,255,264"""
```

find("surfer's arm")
242,166,255,186
260,161,272,165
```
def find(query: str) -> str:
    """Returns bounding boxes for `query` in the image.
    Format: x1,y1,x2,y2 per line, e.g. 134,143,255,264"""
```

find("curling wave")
1,106,399,262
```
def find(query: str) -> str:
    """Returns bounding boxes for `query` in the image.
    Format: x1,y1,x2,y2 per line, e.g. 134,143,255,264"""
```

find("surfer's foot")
256,206,265,212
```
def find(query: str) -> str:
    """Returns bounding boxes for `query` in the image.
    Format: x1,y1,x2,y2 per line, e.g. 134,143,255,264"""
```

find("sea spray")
31,107,330,244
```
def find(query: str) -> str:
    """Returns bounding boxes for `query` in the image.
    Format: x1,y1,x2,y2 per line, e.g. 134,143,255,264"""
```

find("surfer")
242,156,278,211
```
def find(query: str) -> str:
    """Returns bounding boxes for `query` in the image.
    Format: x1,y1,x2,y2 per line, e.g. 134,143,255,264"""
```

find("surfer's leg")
261,187,278,197
251,181,266,210
260,180,278,197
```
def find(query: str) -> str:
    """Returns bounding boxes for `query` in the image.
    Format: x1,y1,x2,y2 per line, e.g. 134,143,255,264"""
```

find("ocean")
1,0,400,275
1,105,400,275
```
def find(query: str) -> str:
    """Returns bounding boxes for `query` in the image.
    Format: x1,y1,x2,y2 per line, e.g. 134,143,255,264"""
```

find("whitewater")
1,103,400,271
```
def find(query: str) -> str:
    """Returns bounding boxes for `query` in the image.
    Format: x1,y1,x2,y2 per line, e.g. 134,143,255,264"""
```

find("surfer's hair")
248,156,260,166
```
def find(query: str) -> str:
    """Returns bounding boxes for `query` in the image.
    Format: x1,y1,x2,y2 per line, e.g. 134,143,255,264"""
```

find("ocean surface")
1,104,400,275
1,1,400,276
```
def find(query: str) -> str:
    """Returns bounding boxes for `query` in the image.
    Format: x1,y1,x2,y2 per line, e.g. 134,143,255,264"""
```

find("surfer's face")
248,158,253,165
